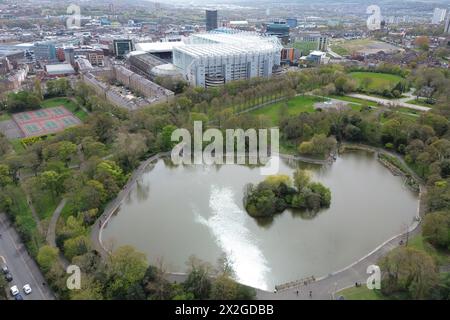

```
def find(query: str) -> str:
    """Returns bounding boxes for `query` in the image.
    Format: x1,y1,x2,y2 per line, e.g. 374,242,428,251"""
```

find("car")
4,272,13,282
1,265,8,274
23,284,32,295
10,285,19,296
14,294,23,300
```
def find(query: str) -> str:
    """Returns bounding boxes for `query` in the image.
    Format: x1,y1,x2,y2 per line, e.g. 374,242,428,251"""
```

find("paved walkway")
45,198,70,268
347,93,431,112
25,194,44,236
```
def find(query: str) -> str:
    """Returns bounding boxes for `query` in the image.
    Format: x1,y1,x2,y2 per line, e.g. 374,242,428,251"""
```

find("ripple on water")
195,186,271,290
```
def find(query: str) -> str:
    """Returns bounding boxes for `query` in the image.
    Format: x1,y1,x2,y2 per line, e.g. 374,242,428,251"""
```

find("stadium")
172,29,283,87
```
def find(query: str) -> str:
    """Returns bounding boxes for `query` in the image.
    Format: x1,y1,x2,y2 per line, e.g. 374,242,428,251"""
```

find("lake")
102,151,419,291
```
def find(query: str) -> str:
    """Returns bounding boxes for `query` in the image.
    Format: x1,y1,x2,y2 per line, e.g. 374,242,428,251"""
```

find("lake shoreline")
91,146,425,298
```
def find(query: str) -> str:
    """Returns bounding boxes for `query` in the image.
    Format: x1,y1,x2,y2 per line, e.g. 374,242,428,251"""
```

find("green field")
406,98,434,108
349,72,404,91
251,95,322,124
336,286,385,300
408,234,450,266
41,97,88,121
0,112,12,121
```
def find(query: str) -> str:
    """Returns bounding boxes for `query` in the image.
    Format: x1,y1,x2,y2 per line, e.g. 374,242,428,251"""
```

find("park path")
24,194,44,236
45,198,70,268
347,93,430,112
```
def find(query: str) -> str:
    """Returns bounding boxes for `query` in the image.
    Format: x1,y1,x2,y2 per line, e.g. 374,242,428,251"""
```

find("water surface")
103,152,418,290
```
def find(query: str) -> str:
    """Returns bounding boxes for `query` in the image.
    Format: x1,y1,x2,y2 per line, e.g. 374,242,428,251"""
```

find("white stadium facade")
172,29,282,87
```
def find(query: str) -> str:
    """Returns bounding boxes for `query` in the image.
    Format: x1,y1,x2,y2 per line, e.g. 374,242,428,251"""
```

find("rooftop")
45,63,76,75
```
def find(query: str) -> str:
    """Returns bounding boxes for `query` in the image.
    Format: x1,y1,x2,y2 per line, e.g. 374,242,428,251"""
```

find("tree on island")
244,169,331,218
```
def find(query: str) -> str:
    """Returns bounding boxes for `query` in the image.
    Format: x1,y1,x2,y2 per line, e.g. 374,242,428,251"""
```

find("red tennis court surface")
12,106,82,138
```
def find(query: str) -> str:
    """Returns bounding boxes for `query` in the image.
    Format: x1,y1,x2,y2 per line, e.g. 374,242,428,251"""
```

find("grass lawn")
406,98,434,108
336,286,385,300
8,186,44,256
349,72,404,91
32,192,60,221
408,234,450,266
10,138,25,153
0,112,11,121
250,95,322,125
329,45,349,56
41,97,88,121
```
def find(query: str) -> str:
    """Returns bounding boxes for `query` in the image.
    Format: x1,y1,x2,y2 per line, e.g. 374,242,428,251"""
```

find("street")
0,213,54,300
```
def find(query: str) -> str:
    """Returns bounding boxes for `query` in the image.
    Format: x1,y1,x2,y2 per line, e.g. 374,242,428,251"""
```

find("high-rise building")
33,41,57,61
445,14,450,33
206,10,218,31
113,39,134,58
432,8,447,24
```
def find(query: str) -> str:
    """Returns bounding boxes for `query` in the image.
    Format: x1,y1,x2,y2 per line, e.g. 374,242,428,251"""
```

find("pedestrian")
309,290,312,298
296,290,299,296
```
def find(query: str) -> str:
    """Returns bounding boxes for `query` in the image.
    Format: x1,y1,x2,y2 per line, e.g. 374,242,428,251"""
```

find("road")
0,213,54,300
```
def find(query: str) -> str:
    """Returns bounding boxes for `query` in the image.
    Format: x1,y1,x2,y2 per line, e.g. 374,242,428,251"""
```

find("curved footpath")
91,146,425,300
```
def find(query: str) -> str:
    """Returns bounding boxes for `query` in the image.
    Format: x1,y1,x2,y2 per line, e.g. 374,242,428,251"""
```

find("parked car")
10,285,19,296
5,272,13,282
23,284,32,295
1,265,8,274
14,294,24,300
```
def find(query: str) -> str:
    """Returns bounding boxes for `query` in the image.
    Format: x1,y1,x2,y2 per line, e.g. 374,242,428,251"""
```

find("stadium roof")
135,41,185,53
175,31,282,58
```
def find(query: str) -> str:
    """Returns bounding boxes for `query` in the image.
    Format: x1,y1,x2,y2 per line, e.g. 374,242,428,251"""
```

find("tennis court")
12,106,82,138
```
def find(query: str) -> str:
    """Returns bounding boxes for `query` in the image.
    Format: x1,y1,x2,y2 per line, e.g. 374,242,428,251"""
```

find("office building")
286,18,298,28
113,39,134,58
266,22,290,43
445,14,450,33
64,47,75,65
34,41,57,61
294,33,329,55
206,10,218,31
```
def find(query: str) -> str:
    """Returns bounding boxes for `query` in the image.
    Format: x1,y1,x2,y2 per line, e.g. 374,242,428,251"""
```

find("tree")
0,133,11,157
210,274,239,300
33,78,43,100
39,170,63,200
37,245,59,273
57,141,77,167
113,132,147,170
0,164,13,187
415,36,430,51
158,125,177,151
422,211,450,248
5,91,41,113
298,134,336,158
104,246,147,299
63,235,91,261
379,247,438,299
293,169,311,192
184,256,212,299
